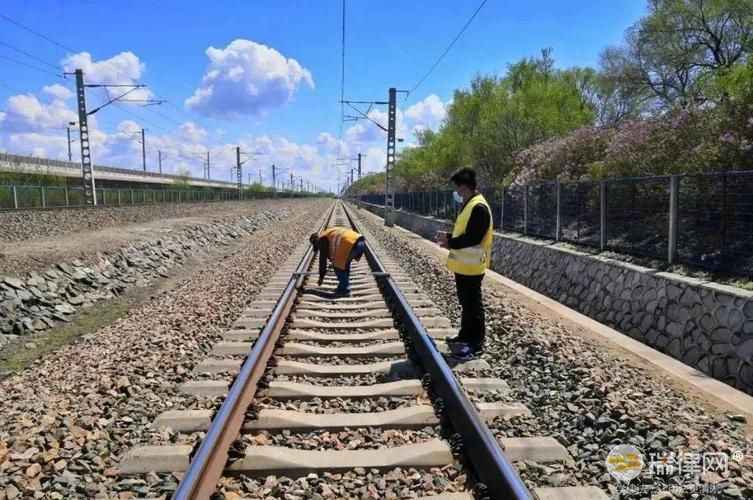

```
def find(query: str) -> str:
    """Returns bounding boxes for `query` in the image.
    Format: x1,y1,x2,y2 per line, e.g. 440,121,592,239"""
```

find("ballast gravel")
354,206,753,500
217,465,470,499
0,200,329,499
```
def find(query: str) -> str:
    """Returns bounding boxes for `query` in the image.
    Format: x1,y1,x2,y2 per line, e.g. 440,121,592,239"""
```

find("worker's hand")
435,231,449,249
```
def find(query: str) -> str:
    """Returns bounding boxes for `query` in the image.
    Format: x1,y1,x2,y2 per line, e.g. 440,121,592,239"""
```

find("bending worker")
437,167,493,360
310,227,366,295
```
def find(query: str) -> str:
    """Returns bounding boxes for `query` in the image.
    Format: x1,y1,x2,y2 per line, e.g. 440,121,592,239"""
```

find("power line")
0,13,78,53
0,53,62,79
407,0,488,98
0,12,208,136
339,0,346,139
0,40,61,70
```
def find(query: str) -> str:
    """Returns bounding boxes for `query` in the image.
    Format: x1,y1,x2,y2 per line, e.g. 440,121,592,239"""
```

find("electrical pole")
385,87,396,226
73,69,96,205
67,68,159,205
300,178,303,192
272,164,277,197
236,146,242,199
290,172,294,191
141,128,146,171
66,125,73,162
158,150,162,174
206,151,210,179
358,152,362,179
259,168,262,185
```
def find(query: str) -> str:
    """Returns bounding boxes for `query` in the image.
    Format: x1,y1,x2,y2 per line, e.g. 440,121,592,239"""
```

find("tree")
601,0,753,109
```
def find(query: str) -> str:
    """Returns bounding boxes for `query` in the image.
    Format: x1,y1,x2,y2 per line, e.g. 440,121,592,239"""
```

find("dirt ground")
0,199,303,276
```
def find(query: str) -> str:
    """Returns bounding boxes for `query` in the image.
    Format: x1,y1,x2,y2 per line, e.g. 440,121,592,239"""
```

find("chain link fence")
606,177,669,259
559,181,600,247
0,185,300,210
357,170,753,276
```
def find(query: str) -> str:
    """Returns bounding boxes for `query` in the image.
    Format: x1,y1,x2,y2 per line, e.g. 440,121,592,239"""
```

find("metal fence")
0,185,302,210
358,171,753,275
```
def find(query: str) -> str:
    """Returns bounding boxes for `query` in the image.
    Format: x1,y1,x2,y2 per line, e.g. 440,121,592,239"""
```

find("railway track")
120,201,609,499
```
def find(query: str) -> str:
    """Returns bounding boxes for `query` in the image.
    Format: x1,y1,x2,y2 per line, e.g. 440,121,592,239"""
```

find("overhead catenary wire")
338,0,346,140
0,11,213,143
0,40,62,71
0,13,78,53
407,0,488,98
0,53,63,79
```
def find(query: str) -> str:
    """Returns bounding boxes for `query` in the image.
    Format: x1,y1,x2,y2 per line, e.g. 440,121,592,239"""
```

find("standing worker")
436,167,493,360
310,227,366,295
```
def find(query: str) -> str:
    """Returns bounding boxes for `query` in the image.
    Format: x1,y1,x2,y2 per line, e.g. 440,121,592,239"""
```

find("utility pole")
67,68,159,205
258,168,262,185
206,151,210,179
158,150,162,174
272,164,277,197
358,152,362,179
66,123,75,162
385,87,397,226
235,146,242,199
300,178,303,192
73,69,96,205
141,128,146,171
290,172,294,191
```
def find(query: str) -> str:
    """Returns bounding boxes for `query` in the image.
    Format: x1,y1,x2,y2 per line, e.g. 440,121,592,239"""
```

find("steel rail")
342,203,533,500
171,202,336,500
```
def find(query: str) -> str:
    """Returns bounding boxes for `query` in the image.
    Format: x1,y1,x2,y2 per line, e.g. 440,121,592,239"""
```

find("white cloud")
61,51,152,102
7,132,68,158
185,39,314,118
0,93,77,133
179,121,207,142
344,108,391,145
43,84,74,101
316,132,339,151
404,94,447,134
62,51,145,84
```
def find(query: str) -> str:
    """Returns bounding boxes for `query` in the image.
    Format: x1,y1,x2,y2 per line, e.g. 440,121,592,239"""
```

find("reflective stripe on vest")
447,194,493,276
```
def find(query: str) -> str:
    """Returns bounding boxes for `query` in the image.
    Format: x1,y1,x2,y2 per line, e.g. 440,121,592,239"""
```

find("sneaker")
449,342,483,361
449,341,471,357
445,335,463,345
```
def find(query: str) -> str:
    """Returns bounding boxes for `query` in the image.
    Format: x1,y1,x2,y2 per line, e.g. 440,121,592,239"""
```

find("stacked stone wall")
355,202,753,394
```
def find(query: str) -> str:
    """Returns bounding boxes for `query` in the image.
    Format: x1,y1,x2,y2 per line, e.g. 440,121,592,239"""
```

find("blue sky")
0,1,647,190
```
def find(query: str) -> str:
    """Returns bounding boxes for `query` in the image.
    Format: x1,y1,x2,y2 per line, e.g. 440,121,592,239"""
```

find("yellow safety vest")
447,194,493,275
320,227,362,271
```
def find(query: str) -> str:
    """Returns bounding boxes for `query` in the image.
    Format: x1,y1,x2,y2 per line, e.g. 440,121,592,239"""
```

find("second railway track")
120,201,609,500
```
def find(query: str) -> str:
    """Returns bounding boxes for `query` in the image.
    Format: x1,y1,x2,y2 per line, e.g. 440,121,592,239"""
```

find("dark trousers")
334,240,366,293
455,273,485,348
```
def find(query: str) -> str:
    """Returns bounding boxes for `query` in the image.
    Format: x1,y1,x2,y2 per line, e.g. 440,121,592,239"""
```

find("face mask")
452,191,463,204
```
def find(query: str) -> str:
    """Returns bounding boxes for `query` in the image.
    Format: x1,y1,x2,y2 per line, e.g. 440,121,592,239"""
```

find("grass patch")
0,296,136,376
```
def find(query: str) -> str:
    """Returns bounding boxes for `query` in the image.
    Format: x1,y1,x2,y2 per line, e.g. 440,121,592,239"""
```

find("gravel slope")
0,199,315,276
0,200,329,499
353,206,753,500
0,200,288,243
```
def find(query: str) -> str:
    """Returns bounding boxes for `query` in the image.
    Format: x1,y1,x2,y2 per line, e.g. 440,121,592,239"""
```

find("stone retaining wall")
355,202,753,395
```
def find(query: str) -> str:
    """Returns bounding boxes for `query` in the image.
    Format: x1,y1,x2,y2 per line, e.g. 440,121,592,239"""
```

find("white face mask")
452,191,463,204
